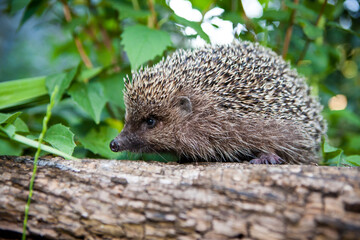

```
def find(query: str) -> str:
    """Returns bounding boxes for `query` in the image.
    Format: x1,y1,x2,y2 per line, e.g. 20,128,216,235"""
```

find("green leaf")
18,0,44,29
121,25,172,70
0,76,47,110
261,10,290,21
0,125,16,138
0,137,23,156
44,124,76,156
297,19,323,40
78,125,124,159
323,141,339,153
322,141,344,166
0,112,22,125
107,0,150,20
345,155,360,167
171,14,210,43
13,118,29,133
327,21,360,38
285,0,317,20
191,0,213,11
10,0,30,14
222,12,246,24
0,113,28,137
78,67,103,82
68,82,107,124
101,73,127,109
46,68,77,104
258,0,270,8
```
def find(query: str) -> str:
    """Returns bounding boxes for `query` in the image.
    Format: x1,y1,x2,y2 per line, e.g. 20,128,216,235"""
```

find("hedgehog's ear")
178,96,192,114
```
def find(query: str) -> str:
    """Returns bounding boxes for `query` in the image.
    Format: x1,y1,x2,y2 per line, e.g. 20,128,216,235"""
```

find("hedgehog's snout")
110,127,144,153
110,130,128,152
110,139,120,152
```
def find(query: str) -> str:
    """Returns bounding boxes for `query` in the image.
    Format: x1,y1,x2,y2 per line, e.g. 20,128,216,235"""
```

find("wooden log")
0,155,359,240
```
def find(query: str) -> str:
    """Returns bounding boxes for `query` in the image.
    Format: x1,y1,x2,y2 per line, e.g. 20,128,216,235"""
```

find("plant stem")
132,0,140,10
61,0,93,69
282,0,299,59
297,0,328,65
22,86,58,240
13,134,79,161
147,0,157,28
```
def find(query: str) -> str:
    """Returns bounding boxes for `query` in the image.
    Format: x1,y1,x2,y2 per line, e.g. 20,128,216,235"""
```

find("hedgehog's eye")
145,117,156,128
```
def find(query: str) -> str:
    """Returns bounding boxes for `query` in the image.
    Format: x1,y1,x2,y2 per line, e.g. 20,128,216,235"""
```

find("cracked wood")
0,156,360,240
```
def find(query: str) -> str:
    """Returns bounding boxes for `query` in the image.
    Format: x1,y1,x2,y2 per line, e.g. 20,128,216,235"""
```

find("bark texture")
0,155,360,240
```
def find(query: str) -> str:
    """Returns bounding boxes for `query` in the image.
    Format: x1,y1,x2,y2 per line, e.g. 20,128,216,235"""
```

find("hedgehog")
109,41,326,164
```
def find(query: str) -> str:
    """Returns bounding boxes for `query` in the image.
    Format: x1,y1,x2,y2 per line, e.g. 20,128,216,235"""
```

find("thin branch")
147,0,157,28
74,37,93,68
297,0,328,65
282,0,299,59
132,0,140,10
61,0,93,69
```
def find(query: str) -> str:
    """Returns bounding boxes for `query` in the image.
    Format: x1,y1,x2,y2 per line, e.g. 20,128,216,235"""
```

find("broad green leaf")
261,10,290,21
285,0,317,20
348,136,360,152
121,25,172,70
10,0,30,14
258,0,270,8
105,118,124,132
78,67,103,82
322,141,344,166
322,141,340,154
107,0,150,20
68,82,107,124
171,14,210,43
297,19,323,40
13,118,29,133
222,12,246,24
0,112,22,125
191,0,213,11
46,68,77,104
101,73,127,109
18,0,45,29
345,155,360,167
0,125,16,138
44,124,76,156
0,138,23,155
0,76,47,110
0,113,28,137
63,17,87,33
327,21,360,38
78,125,124,159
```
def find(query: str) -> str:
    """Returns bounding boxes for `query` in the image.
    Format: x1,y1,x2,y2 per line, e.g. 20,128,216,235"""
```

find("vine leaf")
121,25,172,70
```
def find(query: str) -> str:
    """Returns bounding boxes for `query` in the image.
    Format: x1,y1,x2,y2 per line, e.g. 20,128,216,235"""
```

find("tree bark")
0,156,359,240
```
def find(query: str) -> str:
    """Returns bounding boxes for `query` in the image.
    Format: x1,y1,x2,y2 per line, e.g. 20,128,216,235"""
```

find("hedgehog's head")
109,69,208,157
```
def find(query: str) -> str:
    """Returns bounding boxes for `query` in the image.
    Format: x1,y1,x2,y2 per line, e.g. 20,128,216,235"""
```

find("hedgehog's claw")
249,153,284,165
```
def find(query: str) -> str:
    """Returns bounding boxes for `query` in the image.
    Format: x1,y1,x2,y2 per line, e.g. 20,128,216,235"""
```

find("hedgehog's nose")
110,140,120,152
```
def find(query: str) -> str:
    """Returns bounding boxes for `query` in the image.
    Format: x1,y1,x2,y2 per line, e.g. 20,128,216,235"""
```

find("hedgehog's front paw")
249,153,284,165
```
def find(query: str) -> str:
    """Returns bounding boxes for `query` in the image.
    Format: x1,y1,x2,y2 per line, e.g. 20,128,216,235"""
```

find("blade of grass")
0,76,47,110
22,86,61,240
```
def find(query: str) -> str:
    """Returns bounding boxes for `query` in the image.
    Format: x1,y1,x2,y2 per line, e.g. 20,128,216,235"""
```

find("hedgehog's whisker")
148,146,169,162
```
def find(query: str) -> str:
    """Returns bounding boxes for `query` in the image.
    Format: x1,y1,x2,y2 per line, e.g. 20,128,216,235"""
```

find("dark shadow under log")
0,155,359,240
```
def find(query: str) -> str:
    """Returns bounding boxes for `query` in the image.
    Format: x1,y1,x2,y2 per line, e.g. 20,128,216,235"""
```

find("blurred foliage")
0,0,359,166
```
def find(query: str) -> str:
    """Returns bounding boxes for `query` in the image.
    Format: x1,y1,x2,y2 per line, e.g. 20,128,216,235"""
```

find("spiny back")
125,41,325,145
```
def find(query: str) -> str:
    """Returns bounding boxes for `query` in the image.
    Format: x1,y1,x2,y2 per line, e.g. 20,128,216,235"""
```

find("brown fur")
112,41,327,164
